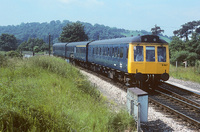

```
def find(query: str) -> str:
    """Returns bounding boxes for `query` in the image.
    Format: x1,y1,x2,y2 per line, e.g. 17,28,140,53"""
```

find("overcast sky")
0,0,200,36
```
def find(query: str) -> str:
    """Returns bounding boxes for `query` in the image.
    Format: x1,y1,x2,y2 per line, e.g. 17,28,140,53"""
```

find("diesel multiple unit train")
53,35,170,88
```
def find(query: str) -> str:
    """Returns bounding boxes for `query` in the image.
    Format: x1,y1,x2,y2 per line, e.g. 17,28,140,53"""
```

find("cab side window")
134,46,143,61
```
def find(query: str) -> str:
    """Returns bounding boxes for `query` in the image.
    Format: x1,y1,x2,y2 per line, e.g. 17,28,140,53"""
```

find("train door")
118,45,127,72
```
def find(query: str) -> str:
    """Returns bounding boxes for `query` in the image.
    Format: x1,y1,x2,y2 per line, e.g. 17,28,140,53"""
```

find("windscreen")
146,46,155,62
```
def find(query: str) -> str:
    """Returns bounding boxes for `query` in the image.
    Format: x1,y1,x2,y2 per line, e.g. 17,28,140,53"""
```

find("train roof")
89,35,167,45
53,35,167,47
53,43,68,47
67,41,91,46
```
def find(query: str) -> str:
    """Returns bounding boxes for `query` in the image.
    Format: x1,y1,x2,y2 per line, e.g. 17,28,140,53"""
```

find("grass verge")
170,64,200,83
0,55,135,131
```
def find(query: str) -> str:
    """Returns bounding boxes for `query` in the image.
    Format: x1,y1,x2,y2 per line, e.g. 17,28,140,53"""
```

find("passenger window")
146,46,155,62
117,48,120,57
120,47,123,58
112,48,114,57
158,47,166,62
134,46,143,61
114,47,118,57
99,48,101,55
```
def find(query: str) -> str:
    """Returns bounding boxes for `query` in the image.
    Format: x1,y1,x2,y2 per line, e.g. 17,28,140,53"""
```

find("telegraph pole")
49,33,51,56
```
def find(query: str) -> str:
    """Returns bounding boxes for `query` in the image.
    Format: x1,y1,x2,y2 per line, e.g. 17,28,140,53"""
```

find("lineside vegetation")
170,63,200,83
0,54,135,131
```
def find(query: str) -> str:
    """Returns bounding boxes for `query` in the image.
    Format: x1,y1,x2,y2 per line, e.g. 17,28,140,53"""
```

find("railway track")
159,82,200,106
149,83,200,128
76,64,200,129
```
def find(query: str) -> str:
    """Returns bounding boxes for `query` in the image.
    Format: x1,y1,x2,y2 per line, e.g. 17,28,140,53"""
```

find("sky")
0,0,200,36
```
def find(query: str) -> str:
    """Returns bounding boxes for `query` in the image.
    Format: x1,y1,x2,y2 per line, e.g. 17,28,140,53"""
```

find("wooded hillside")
0,20,171,44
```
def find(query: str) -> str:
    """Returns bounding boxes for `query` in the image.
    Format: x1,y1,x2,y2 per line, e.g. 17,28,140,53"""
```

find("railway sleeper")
149,98,200,128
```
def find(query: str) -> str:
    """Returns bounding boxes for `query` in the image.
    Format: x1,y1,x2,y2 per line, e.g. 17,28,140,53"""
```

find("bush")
108,111,136,132
0,53,8,67
170,51,198,66
170,51,189,66
195,60,200,74
187,52,197,66
6,51,22,58
28,56,76,78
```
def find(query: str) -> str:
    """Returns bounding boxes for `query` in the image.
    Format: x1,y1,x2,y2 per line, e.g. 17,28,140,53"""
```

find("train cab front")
127,35,170,88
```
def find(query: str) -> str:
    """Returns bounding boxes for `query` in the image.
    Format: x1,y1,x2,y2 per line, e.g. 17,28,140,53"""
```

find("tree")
169,36,185,57
170,32,200,66
170,51,189,66
18,38,48,53
173,20,200,41
59,22,88,42
187,52,198,66
151,25,164,35
0,34,18,51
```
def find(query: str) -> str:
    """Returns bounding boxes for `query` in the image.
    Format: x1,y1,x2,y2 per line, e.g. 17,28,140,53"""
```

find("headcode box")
127,88,148,123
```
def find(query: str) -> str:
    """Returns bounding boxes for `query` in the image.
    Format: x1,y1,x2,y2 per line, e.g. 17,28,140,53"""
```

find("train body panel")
53,43,68,57
66,41,91,62
88,41,129,72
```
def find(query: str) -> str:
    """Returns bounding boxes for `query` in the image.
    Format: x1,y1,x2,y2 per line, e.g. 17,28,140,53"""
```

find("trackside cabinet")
127,88,148,123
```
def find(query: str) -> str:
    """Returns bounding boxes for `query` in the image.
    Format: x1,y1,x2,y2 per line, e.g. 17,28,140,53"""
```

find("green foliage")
170,65,200,83
195,60,200,74
59,22,88,42
151,25,164,35
173,20,200,41
170,31,200,67
170,51,189,65
170,51,198,66
0,56,134,131
0,33,18,51
6,50,22,58
0,21,64,44
84,23,126,40
169,36,185,55
187,52,198,66
0,53,8,67
171,21,200,67
0,20,171,44
28,56,76,78
33,46,40,53
108,111,136,132
18,38,48,52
